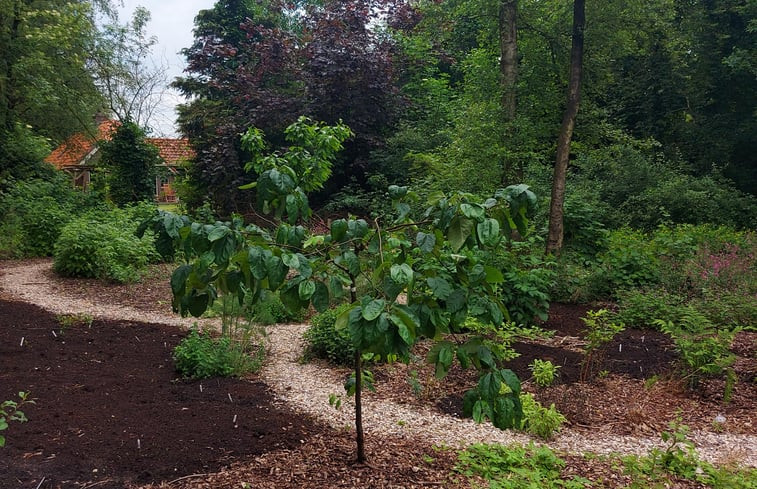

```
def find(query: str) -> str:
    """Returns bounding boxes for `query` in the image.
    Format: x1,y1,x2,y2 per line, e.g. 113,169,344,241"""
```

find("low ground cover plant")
622,420,757,488
173,327,263,379
455,442,589,488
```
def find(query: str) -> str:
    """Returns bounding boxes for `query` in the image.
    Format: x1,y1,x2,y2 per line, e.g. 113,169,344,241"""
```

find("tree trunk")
499,1,518,121
354,348,365,463
546,0,585,255
349,279,366,463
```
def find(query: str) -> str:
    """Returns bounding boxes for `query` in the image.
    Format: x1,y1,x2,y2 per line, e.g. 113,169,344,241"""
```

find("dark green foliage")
0,176,103,257
173,329,259,379
486,237,556,326
248,290,305,325
0,124,52,184
53,206,159,283
304,303,355,365
570,144,757,231
100,120,160,206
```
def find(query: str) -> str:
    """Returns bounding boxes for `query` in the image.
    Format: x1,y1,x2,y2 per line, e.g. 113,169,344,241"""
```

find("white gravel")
1,260,755,467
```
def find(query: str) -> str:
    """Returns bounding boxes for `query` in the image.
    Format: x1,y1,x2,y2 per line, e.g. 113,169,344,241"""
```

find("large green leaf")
484,266,505,284
476,218,500,247
163,213,184,240
187,292,210,317
362,298,385,321
207,225,230,242
460,203,485,221
448,217,474,252
390,263,413,285
298,280,316,300
265,255,287,290
416,232,436,253
171,265,191,297
427,277,452,300
388,185,408,200
331,219,348,242
248,247,266,280
499,369,521,395
343,251,361,277
478,371,501,400
311,281,330,312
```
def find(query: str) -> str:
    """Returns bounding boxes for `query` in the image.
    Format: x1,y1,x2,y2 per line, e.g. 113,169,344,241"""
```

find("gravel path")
1,260,755,467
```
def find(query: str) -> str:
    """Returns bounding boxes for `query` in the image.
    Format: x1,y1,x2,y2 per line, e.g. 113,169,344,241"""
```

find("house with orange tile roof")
44,119,194,203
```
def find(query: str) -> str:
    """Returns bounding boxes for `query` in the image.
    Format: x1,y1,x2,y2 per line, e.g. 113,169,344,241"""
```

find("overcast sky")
116,0,216,136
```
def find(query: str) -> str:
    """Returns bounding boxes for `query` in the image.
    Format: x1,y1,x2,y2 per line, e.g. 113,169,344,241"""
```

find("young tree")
100,120,159,205
546,0,585,255
147,117,537,463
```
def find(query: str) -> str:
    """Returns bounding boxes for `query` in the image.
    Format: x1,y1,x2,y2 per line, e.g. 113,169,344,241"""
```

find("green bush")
249,290,305,325
570,143,757,231
485,237,556,326
520,393,566,440
53,207,158,283
592,228,660,295
615,288,685,329
303,303,355,365
655,319,737,389
0,177,103,257
529,359,561,387
173,329,259,379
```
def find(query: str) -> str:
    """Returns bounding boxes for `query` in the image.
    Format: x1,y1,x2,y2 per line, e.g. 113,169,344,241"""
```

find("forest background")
1,0,756,245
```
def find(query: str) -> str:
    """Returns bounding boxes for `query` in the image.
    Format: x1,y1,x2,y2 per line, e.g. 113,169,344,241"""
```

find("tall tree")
546,0,585,255
0,0,109,182
92,6,168,130
499,0,517,120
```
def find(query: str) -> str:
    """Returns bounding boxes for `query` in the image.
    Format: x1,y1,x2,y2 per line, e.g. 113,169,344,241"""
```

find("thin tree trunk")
546,0,585,255
349,280,366,463
499,1,517,121
354,349,365,463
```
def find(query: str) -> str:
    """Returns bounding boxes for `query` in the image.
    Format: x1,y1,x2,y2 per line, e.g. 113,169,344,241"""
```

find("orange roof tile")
44,120,194,169
146,138,194,165
44,120,119,169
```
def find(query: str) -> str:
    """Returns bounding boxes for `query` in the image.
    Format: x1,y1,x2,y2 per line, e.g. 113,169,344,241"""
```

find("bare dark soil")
0,299,324,489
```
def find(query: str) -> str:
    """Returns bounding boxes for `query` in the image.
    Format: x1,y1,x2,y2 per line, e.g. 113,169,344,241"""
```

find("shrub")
593,228,660,294
485,236,556,326
53,208,158,282
520,393,566,440
655,319,737,389
570,143,757,230
0,176,103,257
580,309,625,381
529,359,561,387
615,288,685,329
173,329,260,379
303,303,355,365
